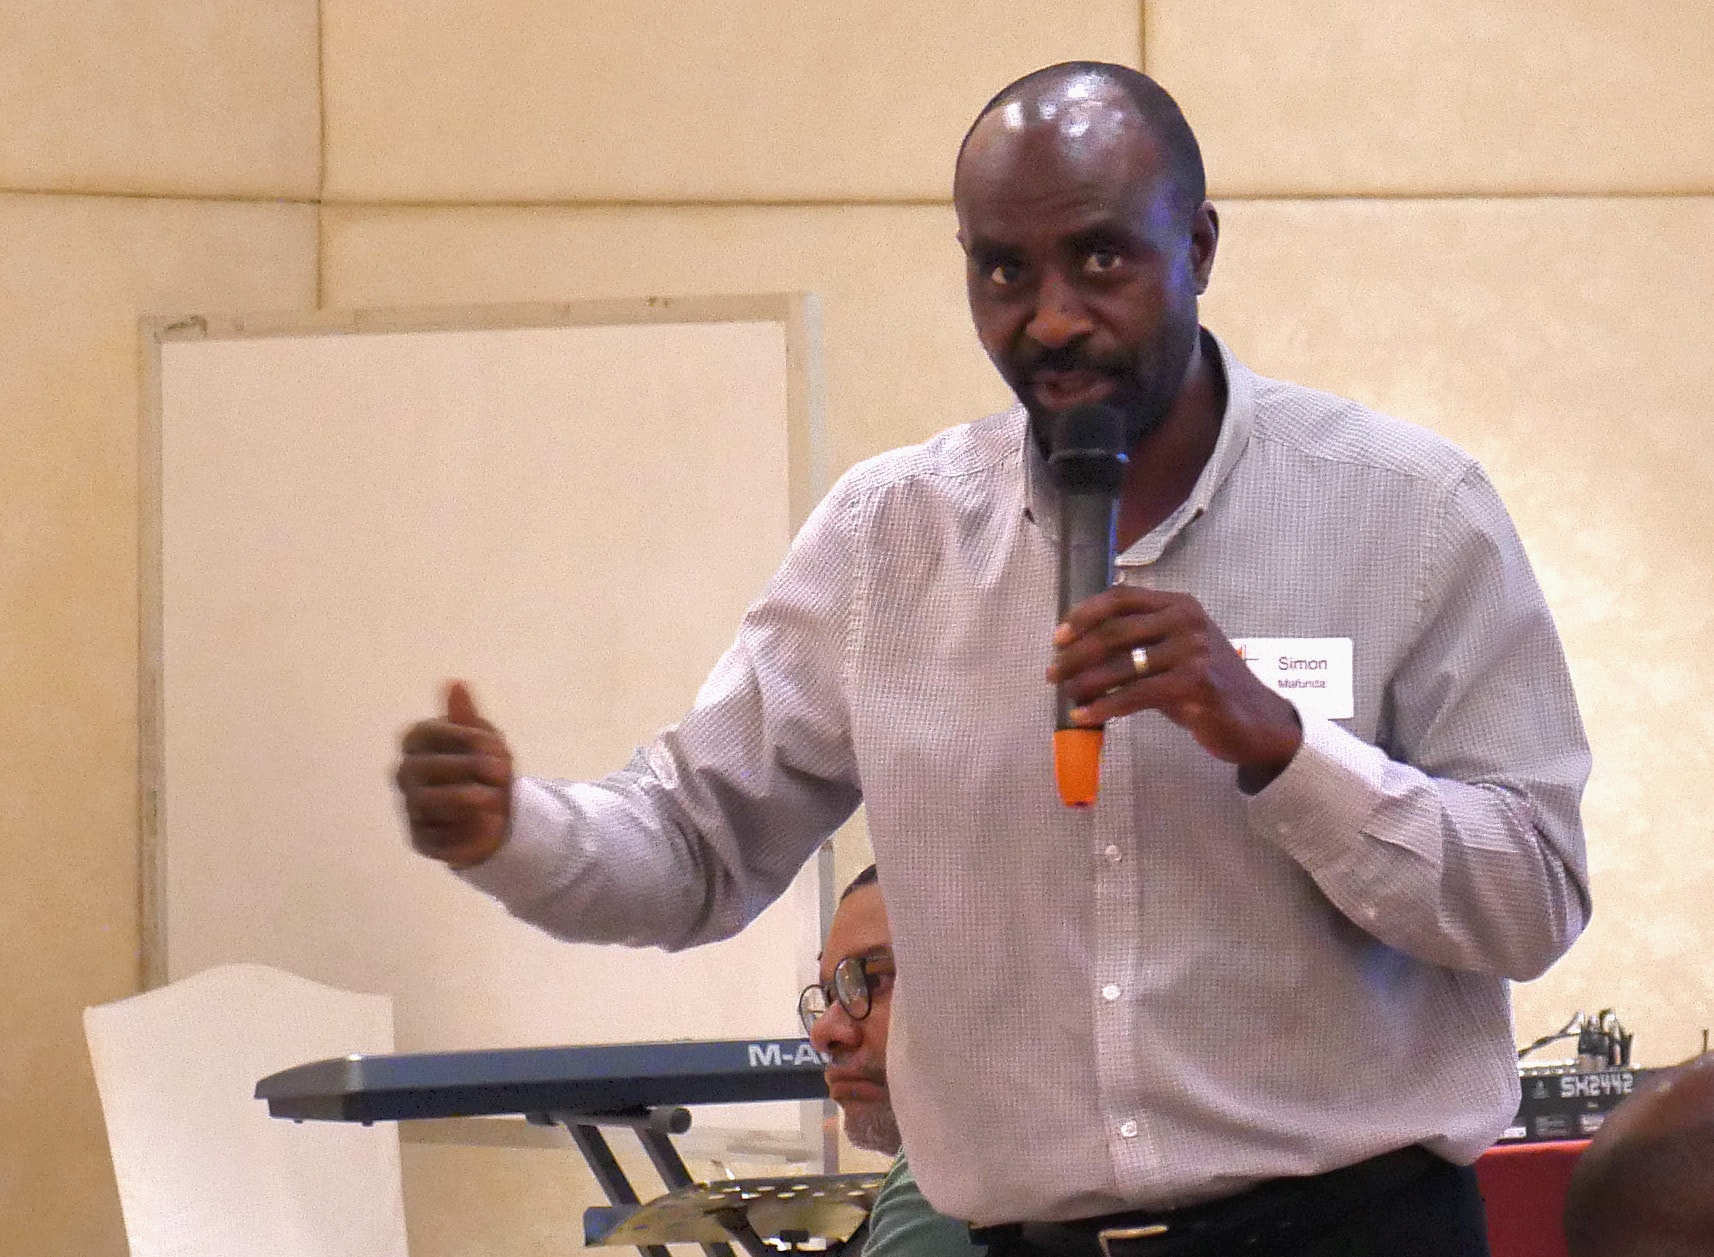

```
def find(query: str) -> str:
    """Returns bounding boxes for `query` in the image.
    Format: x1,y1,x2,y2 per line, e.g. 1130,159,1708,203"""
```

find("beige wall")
0,6,320,1249
3,3,1711,1255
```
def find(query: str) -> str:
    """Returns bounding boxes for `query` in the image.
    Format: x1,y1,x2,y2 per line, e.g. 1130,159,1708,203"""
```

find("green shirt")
863,1154,983,1257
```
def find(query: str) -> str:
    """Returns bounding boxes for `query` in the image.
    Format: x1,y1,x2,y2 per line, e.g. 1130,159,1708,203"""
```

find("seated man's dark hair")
840,864,879,901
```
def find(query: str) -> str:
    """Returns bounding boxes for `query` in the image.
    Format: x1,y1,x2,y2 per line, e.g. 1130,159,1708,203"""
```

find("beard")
1020,310,1200,453
844,1099,902,1156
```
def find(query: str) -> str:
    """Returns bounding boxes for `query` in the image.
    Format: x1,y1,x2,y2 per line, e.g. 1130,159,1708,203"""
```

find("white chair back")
84,963,409,1257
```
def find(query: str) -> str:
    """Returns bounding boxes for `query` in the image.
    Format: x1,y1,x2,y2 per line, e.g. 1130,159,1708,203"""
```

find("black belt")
970,1146,1443,1257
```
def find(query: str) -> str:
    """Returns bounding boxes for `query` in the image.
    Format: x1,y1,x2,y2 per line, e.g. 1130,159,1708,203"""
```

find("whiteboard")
140,297,830,1143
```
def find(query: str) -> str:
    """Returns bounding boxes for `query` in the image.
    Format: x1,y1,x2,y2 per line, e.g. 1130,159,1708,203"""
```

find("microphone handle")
1055,489,1120,731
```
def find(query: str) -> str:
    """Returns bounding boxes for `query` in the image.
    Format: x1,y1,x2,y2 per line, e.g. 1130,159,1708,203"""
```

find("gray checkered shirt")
465,333,1590,1223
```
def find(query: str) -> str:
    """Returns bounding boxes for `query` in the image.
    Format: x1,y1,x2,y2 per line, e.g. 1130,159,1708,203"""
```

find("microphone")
1049,404,1127,808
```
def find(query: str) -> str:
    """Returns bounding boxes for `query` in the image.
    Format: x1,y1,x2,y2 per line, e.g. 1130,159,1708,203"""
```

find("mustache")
1020,342,1131,378
825,1056,887,1086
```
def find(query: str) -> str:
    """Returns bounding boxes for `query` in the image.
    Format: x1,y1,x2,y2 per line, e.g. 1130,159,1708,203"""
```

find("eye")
1083,249,1124,276
987,262,1021,287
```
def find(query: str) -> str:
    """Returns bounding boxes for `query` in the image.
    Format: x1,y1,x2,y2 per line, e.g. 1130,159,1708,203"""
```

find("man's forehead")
961,72,1145,176
956,79,1160,218
977,72,1137,149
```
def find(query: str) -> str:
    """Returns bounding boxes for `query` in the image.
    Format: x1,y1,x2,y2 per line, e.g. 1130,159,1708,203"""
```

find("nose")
809,1000,863,1056
1025,269,1093,351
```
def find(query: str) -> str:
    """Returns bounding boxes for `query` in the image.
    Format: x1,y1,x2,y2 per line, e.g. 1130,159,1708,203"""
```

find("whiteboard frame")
137,293,829,995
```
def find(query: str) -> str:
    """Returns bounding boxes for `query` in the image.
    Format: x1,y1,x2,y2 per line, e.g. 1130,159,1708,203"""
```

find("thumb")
445,679,494,730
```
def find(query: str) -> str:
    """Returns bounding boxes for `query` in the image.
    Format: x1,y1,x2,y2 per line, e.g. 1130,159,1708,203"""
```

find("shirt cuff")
456,775,579,903
1244,715,1393,879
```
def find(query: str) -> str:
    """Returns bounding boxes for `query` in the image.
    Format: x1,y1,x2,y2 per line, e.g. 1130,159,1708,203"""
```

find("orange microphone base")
1053,727,1104,808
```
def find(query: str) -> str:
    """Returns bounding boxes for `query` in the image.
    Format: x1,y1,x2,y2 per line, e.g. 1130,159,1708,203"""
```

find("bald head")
955,63,1205,226
951,62,1218,447
1564,1053,1714,1256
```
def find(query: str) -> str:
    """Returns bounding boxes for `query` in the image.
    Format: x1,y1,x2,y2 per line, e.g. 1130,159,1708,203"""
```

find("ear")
1190,201,1219,295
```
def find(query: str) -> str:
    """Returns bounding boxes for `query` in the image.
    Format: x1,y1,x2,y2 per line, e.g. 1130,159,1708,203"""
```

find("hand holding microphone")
1047,404,1127,807
1045,406,1303,805
1050,587,1304,795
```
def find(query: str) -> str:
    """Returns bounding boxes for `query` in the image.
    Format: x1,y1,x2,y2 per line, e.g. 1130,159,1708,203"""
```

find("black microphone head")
1049,404,1127,494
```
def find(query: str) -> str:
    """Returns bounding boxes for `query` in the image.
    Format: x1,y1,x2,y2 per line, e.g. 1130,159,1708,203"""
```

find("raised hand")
395,680,514,867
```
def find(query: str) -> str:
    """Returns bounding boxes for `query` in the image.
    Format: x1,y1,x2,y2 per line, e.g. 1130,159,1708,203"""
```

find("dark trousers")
972,1149,1492,1257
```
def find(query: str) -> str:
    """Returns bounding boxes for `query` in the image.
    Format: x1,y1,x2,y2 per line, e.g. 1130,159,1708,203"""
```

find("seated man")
1562,1051,1714,1256
801,865,980,1257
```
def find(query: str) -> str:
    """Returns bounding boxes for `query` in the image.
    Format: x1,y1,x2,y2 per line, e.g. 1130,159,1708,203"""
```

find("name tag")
1231,638,1354,721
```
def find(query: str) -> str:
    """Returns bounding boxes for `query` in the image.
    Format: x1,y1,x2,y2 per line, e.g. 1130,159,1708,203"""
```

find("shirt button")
1119,1120,1139,1138
1101,984,1121,1002
1103,844,1123,864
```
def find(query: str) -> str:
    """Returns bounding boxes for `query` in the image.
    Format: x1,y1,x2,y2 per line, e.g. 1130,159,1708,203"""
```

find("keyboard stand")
256,1038,876,1256
529,1105,739,1257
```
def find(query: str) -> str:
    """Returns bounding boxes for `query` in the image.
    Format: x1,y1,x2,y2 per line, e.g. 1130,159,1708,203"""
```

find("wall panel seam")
1213,190,1714,204
316,195,957,210
281,190,1714,211
0,186,321,206
316,0,328,308
310,191,1714,214
2,185,1702,212
317,206,329,311
0,184,1701,205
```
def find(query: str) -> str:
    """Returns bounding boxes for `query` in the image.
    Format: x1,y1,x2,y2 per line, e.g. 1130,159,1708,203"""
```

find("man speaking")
397,63,1590,1257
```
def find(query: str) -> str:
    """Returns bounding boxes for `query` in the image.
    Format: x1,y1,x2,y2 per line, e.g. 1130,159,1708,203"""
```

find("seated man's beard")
846,1101,902,1157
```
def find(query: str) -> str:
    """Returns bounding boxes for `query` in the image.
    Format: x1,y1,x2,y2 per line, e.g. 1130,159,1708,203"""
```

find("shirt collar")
1022,328,1256,566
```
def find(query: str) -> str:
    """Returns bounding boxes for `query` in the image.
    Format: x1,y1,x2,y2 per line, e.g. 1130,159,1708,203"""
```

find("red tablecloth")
1475,1140,1590,1257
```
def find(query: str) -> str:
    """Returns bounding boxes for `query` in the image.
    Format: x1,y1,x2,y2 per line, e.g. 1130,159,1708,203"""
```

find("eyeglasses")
798,951,895,1037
